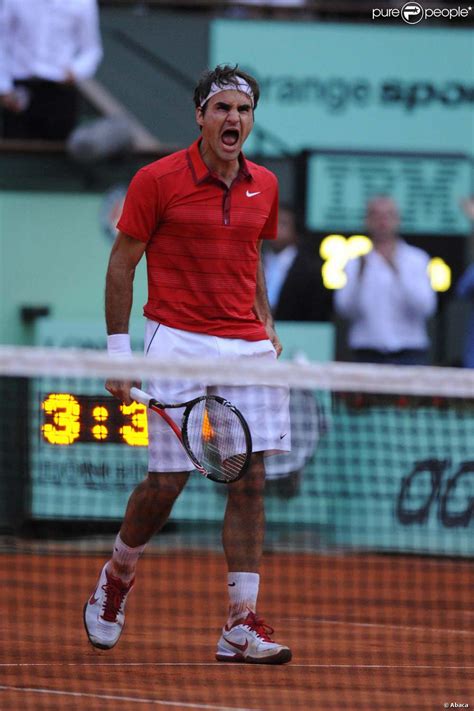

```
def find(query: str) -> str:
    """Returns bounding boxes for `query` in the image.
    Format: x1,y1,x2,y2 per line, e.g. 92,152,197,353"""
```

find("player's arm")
105,231,147,404
254,240,283,357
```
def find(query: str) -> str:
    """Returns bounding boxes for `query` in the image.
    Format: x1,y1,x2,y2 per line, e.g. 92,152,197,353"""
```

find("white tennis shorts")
144,319,291,473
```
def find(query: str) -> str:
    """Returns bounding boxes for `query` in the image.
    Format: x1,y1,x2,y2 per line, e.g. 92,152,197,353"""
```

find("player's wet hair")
193,64,260,113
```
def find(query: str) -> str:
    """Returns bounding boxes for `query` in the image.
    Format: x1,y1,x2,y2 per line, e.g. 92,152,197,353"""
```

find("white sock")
226,572,260,627
107,534,146,583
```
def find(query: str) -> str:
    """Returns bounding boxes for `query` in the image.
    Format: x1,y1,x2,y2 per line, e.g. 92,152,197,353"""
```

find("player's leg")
222,452,265,575
84,410,194,652
84,321,209,649
214,343,292,664
110,470,190,574
83,471,189,650
216,452,291,664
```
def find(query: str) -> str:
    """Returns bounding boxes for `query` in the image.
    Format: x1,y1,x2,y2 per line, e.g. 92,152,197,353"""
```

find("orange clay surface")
1,549,473,710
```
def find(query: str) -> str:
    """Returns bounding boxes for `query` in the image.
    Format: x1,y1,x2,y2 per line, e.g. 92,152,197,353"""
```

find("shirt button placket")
223,188,230,226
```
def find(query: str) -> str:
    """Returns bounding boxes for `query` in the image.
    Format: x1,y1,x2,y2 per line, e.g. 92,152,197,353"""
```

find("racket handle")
130,387,153,407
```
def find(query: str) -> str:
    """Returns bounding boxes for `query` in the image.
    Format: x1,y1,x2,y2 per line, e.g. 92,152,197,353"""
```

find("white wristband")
107,333,132,358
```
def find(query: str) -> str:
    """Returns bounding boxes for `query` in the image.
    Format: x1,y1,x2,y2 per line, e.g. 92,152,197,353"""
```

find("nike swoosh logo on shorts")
223,637,249,652
228,582,236,587
246,190,261,198
280,433,287,439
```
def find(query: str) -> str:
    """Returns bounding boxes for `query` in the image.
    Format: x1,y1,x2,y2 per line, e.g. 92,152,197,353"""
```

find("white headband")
200,79,254,108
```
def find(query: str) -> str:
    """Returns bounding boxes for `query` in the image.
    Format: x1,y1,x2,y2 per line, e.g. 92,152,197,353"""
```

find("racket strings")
185,399,249,482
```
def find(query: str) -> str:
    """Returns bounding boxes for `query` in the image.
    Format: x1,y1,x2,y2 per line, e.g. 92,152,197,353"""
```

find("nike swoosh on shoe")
89,588,99,605
223,637,249,652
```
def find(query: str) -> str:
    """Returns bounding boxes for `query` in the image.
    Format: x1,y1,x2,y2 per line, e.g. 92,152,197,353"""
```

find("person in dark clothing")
263,206,332,322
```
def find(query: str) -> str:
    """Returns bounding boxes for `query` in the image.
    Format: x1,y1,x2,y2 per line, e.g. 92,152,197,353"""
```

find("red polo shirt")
117,138,278,340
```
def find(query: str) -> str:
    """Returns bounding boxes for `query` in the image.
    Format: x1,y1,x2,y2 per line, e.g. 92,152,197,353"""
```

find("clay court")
2,544,473,711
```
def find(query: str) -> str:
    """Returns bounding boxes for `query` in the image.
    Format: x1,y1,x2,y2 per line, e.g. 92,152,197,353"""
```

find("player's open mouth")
221,129,240,147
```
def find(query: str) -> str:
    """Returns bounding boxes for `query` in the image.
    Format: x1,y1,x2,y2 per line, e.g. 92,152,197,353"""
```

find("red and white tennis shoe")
83,563,134,650
216,611,292,664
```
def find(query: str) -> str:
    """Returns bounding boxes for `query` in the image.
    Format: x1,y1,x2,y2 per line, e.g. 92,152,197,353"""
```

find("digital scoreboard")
31,381,152,521
41,393,148,447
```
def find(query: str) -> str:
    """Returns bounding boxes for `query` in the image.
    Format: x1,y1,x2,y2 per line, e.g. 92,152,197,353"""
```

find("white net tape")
1,345,474,397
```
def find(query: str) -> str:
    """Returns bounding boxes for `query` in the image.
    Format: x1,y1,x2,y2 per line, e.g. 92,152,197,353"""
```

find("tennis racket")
130,387,252,483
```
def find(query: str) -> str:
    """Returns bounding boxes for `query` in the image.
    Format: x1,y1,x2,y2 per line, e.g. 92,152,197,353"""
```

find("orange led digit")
42,393,81,445
120,402,148,446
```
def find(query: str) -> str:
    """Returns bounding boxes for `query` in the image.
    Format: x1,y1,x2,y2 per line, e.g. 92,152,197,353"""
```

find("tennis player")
83,64,292,664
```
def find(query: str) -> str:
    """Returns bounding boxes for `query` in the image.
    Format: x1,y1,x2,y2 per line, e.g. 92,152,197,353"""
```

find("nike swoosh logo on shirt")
246,190,261,198
223,637,249,652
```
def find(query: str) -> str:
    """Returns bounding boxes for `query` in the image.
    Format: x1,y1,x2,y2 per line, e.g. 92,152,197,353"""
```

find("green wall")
97,7,209,147
0,192,147,345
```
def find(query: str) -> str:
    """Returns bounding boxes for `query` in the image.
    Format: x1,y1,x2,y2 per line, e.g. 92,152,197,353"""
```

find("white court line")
0,685,260,711
1,663,473,671
282,616,473,636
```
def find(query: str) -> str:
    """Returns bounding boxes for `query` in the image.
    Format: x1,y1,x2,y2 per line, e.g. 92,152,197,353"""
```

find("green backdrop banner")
210,21,474,157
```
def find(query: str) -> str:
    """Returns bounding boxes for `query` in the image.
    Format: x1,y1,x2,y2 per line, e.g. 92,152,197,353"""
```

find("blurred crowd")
0,0,102,141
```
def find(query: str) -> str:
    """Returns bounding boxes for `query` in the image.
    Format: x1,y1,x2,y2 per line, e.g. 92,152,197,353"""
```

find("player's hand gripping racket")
130,387,252,483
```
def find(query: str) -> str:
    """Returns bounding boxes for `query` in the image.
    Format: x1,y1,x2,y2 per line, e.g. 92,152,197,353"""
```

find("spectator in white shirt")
0,0,102,140
334,196,436,365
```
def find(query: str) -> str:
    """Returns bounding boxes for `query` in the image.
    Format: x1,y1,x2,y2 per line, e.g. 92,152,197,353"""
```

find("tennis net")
0,346,473,711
